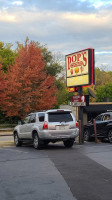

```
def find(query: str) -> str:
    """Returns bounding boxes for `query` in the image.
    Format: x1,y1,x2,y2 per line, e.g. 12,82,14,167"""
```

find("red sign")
72,95,89,106
72,95,86,103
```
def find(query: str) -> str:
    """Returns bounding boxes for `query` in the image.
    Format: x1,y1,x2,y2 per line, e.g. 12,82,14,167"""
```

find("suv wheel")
14,133,22,147
63,139,74,148
108,130,112,143
33,133,42,149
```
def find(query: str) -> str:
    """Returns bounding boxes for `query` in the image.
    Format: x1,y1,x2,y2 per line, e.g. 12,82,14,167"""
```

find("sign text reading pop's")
66,50,89,77
66,48,95,88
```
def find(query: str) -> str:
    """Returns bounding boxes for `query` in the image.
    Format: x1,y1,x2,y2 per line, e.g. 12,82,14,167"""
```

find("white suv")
13,109,79,149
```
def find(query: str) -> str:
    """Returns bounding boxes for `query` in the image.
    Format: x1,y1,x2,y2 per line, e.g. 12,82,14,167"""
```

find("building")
83,102,112,124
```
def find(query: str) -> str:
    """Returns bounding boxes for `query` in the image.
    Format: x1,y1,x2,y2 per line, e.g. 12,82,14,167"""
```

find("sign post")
78,87,84,143
72,93,89,143
66,48,95,144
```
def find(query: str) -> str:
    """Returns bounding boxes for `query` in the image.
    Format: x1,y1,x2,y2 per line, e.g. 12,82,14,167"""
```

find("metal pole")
78,87,84,144
93,119,98,143
79,120,82,144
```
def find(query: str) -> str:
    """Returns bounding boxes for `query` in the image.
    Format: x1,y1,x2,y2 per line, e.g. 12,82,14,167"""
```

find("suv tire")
84,129,92,142
108,129,112,143
33,133,42,149
14,132,22,147
63,139,74,148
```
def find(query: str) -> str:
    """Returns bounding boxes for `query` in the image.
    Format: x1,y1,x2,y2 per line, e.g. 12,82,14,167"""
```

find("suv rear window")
48,112,73,122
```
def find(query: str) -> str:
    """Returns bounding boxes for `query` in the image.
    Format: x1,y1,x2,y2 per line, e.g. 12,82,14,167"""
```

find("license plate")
56,125,69,130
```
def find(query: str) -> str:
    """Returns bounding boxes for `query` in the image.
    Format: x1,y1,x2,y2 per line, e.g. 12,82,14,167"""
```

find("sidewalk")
0,129,13,136
0,134,14,147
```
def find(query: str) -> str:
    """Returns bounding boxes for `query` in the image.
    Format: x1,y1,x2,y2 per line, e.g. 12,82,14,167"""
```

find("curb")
0,131,13,137
0,141,14,147
0,134,13,137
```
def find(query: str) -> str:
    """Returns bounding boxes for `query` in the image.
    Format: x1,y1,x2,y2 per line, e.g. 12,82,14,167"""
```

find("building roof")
84,103,112,113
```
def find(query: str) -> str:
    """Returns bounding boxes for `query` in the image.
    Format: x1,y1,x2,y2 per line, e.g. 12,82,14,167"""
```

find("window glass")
95,115,102,121
24,116,30,124
30,114,36,123
103,115,110,121
38,113,45,122
48,112,73,122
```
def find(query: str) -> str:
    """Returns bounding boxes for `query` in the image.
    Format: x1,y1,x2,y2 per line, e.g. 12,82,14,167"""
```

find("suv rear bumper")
38,128,79,140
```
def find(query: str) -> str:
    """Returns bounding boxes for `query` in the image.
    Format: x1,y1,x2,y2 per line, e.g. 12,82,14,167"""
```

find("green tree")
39,45,68,106
95,67,112,87
40,46,63,78
55,77,73,107
0,42,16,72
96,83,112,102
82,67,112,103
94,67,112,102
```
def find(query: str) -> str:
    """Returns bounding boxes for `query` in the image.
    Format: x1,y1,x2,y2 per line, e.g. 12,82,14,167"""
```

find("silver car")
13,109,79,149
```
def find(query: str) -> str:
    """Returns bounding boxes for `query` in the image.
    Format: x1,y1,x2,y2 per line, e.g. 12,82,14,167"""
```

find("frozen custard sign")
66,48,95,87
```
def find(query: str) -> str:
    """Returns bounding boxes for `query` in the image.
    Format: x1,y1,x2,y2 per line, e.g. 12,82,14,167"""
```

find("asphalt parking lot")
0,135,112,200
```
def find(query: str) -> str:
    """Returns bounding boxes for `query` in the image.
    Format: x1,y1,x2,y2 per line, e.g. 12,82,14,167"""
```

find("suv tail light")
75,121,79,127
43,121,48,130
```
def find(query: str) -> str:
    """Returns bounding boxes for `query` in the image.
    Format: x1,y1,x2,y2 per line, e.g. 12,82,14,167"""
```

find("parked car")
84,112,112,143
13,109,79,149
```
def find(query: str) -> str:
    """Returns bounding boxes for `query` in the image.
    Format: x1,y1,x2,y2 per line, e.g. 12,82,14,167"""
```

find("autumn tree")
16,39,65,106
17,39,63,78
1,41,57,119
0,64,6,107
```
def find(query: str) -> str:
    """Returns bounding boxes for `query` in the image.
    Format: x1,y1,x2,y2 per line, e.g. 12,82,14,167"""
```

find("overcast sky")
0,0,112,70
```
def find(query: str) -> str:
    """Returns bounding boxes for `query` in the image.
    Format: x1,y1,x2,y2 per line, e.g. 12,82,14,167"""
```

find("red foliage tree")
0,65,7,108
1,41,57,119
